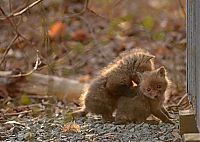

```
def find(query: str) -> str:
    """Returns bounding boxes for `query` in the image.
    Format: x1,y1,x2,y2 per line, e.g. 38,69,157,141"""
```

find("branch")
0,71,87,102
0,6,20,35
178,0,186,19
177,93,188,106
166,93,192,111
0,34,19,66
0,6,31,44
69,0,89,17
0,50,41,77
0,0,44,20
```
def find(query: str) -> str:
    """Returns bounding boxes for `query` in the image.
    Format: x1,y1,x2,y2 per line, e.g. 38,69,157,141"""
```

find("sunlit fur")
139,67,170,101
73,48,155,121
115,67,173,124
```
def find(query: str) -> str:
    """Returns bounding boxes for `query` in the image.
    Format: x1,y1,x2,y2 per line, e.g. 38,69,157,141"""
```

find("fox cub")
115,67,174,124
73,49,155,121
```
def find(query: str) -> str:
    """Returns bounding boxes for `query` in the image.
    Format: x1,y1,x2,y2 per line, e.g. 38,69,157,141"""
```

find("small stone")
159,135,165,141
25,132,35,141
143,123,149,127
10,126,22,135
88,128,95,133
129,127,135,132
17,132,25,141
110,126,117,132
37,137,43,142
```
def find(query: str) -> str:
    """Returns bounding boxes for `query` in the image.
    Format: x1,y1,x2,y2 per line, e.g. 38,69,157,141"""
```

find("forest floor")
0,0,186,141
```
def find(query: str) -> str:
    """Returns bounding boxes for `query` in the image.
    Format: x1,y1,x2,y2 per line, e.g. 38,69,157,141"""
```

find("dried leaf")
48,21,66,39
62,122,80,133
71,29,88,42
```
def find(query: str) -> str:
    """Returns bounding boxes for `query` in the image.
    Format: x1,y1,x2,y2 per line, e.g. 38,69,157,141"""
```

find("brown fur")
72,48,155,121
115,67,174,124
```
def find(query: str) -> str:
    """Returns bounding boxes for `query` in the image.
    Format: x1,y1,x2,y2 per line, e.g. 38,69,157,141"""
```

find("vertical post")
187,0,200,129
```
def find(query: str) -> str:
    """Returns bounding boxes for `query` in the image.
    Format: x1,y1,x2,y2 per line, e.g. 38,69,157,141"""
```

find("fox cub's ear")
157,66,166,77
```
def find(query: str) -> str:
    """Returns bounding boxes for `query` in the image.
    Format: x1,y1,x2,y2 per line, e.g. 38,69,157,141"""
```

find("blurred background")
0,0,186,107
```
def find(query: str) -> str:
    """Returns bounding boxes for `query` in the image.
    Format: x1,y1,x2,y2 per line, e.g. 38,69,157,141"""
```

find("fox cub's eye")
157,85,161,89
147,88,151,92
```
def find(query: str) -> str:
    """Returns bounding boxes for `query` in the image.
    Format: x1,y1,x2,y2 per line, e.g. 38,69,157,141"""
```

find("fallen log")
0,71,88,103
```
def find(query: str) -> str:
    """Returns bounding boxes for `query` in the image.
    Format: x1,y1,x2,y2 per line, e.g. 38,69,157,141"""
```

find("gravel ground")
0,114,181,142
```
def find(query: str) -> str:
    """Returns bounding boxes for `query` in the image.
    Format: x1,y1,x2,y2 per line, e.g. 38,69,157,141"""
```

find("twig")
177,93,188,106
78,15,111,62
3,108,45,117
166,93,190,110
78,16,99,46
113,0,123,7
70,0,89,17
28,95,53,99
8,50,41,78
0,6,20,36
63,0,108,21
16,103,43,110
0,0,44,20
0,34,19,66
87,8,109,22
178,0,186,19
0,6,32,45
3,110,32,117
0,50,40,78
59,0,104,47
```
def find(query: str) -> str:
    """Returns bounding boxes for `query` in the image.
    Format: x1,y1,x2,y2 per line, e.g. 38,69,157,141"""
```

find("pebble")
17,132,25,141
129,127,135,132
0,115,180,141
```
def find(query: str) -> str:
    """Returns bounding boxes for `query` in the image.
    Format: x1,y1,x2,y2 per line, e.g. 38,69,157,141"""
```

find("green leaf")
64,111,74,123
20,94,31,105
108,14,134,35
68,42,85,54
142,16,154,31
153,32,165,41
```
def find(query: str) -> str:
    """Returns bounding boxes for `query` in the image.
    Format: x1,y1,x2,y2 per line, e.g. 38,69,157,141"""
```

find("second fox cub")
115,67,174,124
73,49,155,121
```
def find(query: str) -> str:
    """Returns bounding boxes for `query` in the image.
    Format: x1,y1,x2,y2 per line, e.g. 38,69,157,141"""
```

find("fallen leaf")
142,16,154,31
64,111,74,123
153,32,165,41
62,122,80,133
67,41,85,54
48,21,66,39
71,29,88,42
20,94,31,105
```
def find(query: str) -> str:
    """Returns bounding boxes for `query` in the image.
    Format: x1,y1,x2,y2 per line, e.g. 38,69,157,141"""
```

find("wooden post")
179,109,199,135
183,133,200,142
187,0,200,130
